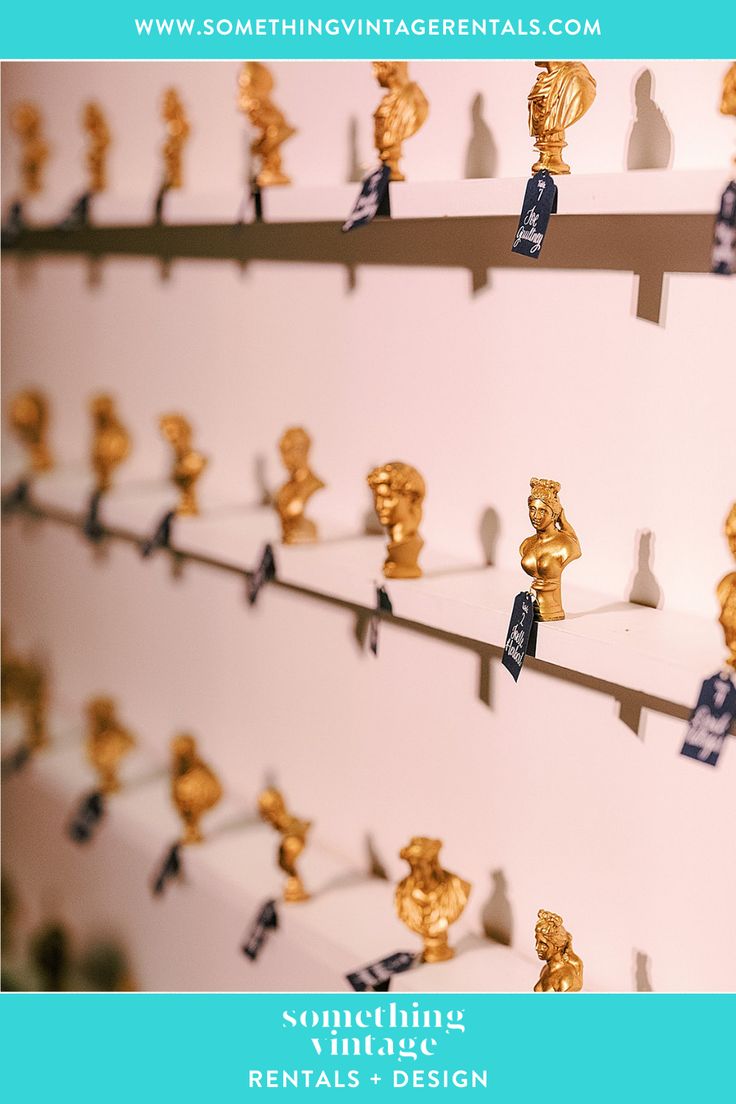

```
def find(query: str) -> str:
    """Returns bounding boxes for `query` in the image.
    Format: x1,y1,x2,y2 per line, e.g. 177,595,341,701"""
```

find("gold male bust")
83,102,111,194
238,62,296,187
275,426,325,544
528,61,597,174
11,102,49,197
717,503,736,669
520,478,581,621
161,88,190,190
534,909,583,992
91,394,131,493
170,734,222,845
159,413,208,517
373,61,429,182
396,837,471,963
10,389,53,474
258,786,311,903
367,462,425,579
86,697,135,795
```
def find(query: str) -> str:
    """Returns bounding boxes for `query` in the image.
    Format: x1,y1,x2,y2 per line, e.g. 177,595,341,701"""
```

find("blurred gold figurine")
238,62,296,187
367,462,425,579
717,503,736,669
372,61,429,182
275,427,325,544
721,62,736,161
1,640,49,753
534,909,583,992
258,786,311,903
90,394,131,493
86,697,135,795
10,389,53,474
528,61,597,174
161,88,190,190
520,478,581,622
170,734,222,845
83,101,111,194
10,102,49,197
159,413,208,516
396,837,471,963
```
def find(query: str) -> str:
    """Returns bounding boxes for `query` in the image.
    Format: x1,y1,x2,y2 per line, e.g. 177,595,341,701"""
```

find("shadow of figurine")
464,93,498,179
626,69,673,171
365,832,389,880
481,868,513,947
634,949,654,992
626,529,664,609
346,116,364,183
253,453,272,507
478,506,501,566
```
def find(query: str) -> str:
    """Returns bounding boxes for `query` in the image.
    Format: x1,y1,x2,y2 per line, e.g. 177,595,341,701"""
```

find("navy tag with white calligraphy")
141,510,175,558
680,672,736,767
712,181,736,276
152,842,182,896
342,164,391,232
502,591,538,682
242,899,279,960
68,791,106,844
369,585,393,657
512,170,558,259
246,543,277,606
346,951,416,992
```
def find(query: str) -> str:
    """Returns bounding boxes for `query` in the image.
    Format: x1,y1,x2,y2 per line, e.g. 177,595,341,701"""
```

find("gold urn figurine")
275,427,325,544
11,102,49,197
159,413,208,516
86,697,136,795
161,87,190,190
90,394,131,493
238,62,296,187
395,837,471,963
717,503,736,669
520,478,581,621
372,62,429,182
10,389,53,474
170,734,223,845
528,61,597,174
367,462,425,579
534,909,583,992
258,786,311,903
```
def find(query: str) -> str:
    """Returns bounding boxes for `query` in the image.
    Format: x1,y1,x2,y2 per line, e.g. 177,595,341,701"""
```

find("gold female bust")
10,389,53,474
395,837,471,963
372,61,429,182
159,413,208,517
90,394,131,493
170,734,222,845
258,786,311,903
534,909,583,992
367,462,425,579
718,503,736,669
275,427,325,544
238,62,296,187
528,61,597,174
86,696,135,795
520,478,581,621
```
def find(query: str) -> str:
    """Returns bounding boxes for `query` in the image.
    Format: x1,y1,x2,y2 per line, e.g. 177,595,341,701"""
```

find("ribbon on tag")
346,951,417,992
140,510,175,558
1,742,32,779
680,671,736,767
342,164,392,232
511,170,558,259
502,591,538,682
369,585,393,657
152,842,182,896
57,191,92,231
246,543,277,606
1,479,30,515
82,489,106,543
68,791,106,844
241,899,279,961
712,181,736,276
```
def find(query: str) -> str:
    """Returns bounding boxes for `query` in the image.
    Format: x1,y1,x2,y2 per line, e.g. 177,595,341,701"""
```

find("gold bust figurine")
275,427,325,544
258,786,311,903
90,394,131,493
721,62,736,160
10,102,49,197
717,503,736,669
86,697,135,795
534,909,583,992
520,478,581,622
2,640,48,754
238,62,296,187
367,462,425,579
170,734,222,845
372,62,429,182
528,61,597,174
159,413,208,517
83,101,111,194
10,389,53,474
161,87,190,190
396,837,471,963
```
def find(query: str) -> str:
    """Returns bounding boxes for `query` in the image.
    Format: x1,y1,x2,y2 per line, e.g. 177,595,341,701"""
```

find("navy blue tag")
68,790,106,843
342,164,391,232
246,543,277,606
511,171,558,259
502,591,538,682
1,478,30,515
369,585,393,657
152,842,182,896
57,191,91,231
346,951,416,992
83,489,106,543
1,742,32,778
242,899,279,961
712,181,736,275
680,672,736,767
141,509,175,558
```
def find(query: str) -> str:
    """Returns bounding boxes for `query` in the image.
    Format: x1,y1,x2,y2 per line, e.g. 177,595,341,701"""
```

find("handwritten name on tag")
343,164,391,232
369,585,393,657
511,170,558,259
680,672,736,767
712,181,736,276
502,591,538,682
141,510,175,558
346,951,417,992
242,899,279,961
68,791,106,844
246,543,277,606
152,842,182,896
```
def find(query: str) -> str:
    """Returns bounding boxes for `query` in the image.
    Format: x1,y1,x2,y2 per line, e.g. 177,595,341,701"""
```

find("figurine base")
181,827,203,845
422,938,454,964
255,171,291,188
383,562,422,580
531,135,571,176
284,877,309,904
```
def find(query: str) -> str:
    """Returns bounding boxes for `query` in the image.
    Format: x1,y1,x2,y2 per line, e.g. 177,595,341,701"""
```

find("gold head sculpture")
520,478,581,621
717,503,736,669
159,413,208,516
10,389,53,474
367,462,425,579
372,61,429,182
275,426,325,544
721,62,736,161
258,786,312,903
90,394,131,493
83,101,111,194
86,697,135,795
10,102,49,197
161,88,190,190
1,639,49,754
396,837,471,963
170,734,222,845
237,62,296,187
534,909,583,992
528,61,597,174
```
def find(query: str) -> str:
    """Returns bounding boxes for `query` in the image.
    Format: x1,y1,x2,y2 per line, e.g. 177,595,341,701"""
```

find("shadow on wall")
346,117,365,183
464,93,498,180
626,528,664,609
478,506,501,566
625,69,674,171
481,868,513,947
634,949,654,991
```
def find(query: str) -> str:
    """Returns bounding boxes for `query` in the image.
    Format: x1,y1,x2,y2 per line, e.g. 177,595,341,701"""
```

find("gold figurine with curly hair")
534,909,583,991
367,461,425,579
275,427,325,544
372,62,429,182
258,787,311,903
238,62,296,187
520,478,581,621
159,413,208,517
717,503,736,669
395,837,471,963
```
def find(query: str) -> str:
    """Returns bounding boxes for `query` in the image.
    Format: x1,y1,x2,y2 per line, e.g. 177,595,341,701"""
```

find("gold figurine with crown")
367,462,425,579
170,735,222,845
528,61,597,174
9,389,53,475
238,62,296,187
86,697,136,794
395,837,471,963
372,62,429,182
520,478,581,621
275,427,325,544
159,414,208,516
258,786,312,903
534,909,584,991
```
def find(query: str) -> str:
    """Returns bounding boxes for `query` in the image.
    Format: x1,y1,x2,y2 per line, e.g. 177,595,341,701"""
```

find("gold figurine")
528,61,597,174
83,101,111,194
10,389,53,474
520,478,581,621
237,62,296,187
721,62,736,161
275,427,325,544
170,734,222,845
258,786,311,903
161,88,190,190
534,909,583,992
10,102,49,197
1,639,48,754
395,837,471,963
717,503,736,669
86,697,135,795
159,413,208,517
90,394,131,493
372,62,429,182
367,462,425,579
